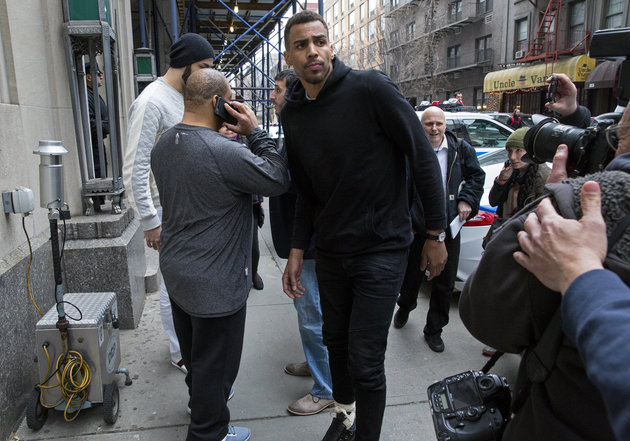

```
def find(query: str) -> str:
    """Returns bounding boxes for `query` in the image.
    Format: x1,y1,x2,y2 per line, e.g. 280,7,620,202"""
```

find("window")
605,0,624,28
334,2,339,19
568,1,585,48
406,21,416,41
391,0,400,7
368,43,376,62
350,0,355,8
350,11,356,29
360,25,365,43
381,17,386,33
447,45,461,69
477,0,492,15
390,30,399,46
449,1,462,23
339,37,345,52
349,53,356,68
334,23,340,40
515,18,528,53
349,32,356,49
360,4,366,21
461,118,512,148
475,35,492,62
360,48,365,67
340,0,344,14
368,0,376,16
341,17,346,35
368,20,376,40
326,9,332,26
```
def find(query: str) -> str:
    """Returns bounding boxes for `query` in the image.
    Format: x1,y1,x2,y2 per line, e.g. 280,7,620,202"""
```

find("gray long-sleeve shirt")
123,78,184,231
151,125,289,317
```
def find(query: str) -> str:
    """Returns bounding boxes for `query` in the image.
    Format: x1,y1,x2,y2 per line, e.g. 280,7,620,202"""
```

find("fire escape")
516,0,590,70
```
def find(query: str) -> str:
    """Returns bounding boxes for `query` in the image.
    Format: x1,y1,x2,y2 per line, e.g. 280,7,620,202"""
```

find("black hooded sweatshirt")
281,58,446,257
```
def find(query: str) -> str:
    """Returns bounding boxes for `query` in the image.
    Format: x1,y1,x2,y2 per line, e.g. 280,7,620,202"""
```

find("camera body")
428,370,511,441
523,112,621,175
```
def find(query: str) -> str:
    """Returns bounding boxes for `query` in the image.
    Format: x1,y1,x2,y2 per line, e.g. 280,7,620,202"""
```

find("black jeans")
316,249,407,441
397,232,461,336
170,300,246,441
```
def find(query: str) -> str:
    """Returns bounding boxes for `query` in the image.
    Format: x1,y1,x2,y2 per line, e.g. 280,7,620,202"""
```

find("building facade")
324,0,388,72
378,0,629,113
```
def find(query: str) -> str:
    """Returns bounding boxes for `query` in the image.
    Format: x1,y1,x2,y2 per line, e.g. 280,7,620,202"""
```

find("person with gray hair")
151,68,290,441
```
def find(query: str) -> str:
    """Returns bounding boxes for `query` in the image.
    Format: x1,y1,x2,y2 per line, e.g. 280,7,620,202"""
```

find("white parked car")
416,111,515,156
456,149,508,284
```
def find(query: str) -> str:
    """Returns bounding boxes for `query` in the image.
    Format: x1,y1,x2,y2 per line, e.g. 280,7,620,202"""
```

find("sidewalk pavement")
13,206,520,441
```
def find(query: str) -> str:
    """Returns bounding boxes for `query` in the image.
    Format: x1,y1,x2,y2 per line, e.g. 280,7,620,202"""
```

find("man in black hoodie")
280,11,447,441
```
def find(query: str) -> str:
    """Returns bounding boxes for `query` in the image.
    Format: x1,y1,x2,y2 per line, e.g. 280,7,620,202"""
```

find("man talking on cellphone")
280,11,447,441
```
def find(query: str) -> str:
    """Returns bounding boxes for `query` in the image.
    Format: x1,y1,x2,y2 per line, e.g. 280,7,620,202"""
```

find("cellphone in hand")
214,96,238,125
546,75,558,104
504,160,511,168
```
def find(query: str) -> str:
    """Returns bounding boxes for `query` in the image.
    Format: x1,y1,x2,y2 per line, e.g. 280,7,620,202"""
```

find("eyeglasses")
605,124,630,151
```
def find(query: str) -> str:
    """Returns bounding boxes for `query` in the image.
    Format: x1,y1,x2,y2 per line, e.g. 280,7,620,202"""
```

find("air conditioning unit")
515,50,524,59
485,14,493,24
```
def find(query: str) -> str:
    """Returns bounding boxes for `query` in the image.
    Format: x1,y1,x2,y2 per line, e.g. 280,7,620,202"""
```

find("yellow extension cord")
38,338,93,421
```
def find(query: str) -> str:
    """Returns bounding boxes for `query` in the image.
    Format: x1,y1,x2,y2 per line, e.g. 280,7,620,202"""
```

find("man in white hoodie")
123,33,214,373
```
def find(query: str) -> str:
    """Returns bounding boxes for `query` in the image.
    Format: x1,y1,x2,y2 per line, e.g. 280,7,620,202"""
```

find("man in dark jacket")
280,11,447,441
459,73,630,441
393,106,485,353
86,61,109,209
268,69,334,416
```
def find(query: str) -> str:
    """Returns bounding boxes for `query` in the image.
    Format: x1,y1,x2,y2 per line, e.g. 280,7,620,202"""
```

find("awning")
586,60,622,89
484,55,596,93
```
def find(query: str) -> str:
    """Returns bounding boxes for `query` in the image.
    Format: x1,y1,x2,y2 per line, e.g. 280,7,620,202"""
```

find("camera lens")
523,118,590,164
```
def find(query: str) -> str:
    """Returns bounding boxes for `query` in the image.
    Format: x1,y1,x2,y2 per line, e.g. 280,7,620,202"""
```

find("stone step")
145,245,161,293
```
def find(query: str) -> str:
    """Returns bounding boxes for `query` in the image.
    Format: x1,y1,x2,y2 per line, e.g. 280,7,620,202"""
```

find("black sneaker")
321,413,356,441
393,307,409,329
424,333,445,352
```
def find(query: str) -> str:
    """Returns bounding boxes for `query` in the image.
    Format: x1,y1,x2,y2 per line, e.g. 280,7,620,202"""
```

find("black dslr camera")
523,112,620,175
523,27,630,176
428,370,511,441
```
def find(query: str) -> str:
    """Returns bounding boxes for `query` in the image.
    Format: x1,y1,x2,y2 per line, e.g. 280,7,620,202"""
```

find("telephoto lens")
523,113,620,176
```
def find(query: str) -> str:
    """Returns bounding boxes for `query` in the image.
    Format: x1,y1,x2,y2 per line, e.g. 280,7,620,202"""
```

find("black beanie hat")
169,33,215,68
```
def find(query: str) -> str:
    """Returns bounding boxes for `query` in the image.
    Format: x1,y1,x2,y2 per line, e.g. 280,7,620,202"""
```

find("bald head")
184,68,230,110
421,106,447,148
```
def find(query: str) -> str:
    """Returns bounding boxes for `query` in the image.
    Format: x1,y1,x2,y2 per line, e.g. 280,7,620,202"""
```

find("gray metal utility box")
35,292,120,406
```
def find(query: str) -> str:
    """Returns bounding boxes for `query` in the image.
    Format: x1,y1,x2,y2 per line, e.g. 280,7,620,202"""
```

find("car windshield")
461,118,512,148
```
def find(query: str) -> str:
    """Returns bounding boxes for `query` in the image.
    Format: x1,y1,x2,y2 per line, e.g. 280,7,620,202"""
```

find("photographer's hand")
546,144,569,184
545,73,578,117
223,101,258,136
513,181,606,295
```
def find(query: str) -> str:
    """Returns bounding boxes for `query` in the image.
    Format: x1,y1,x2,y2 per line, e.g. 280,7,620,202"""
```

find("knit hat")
505,127,529,149
169,33,215,68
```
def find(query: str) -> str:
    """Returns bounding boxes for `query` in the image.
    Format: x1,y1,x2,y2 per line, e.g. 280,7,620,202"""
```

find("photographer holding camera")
459,71,630,440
